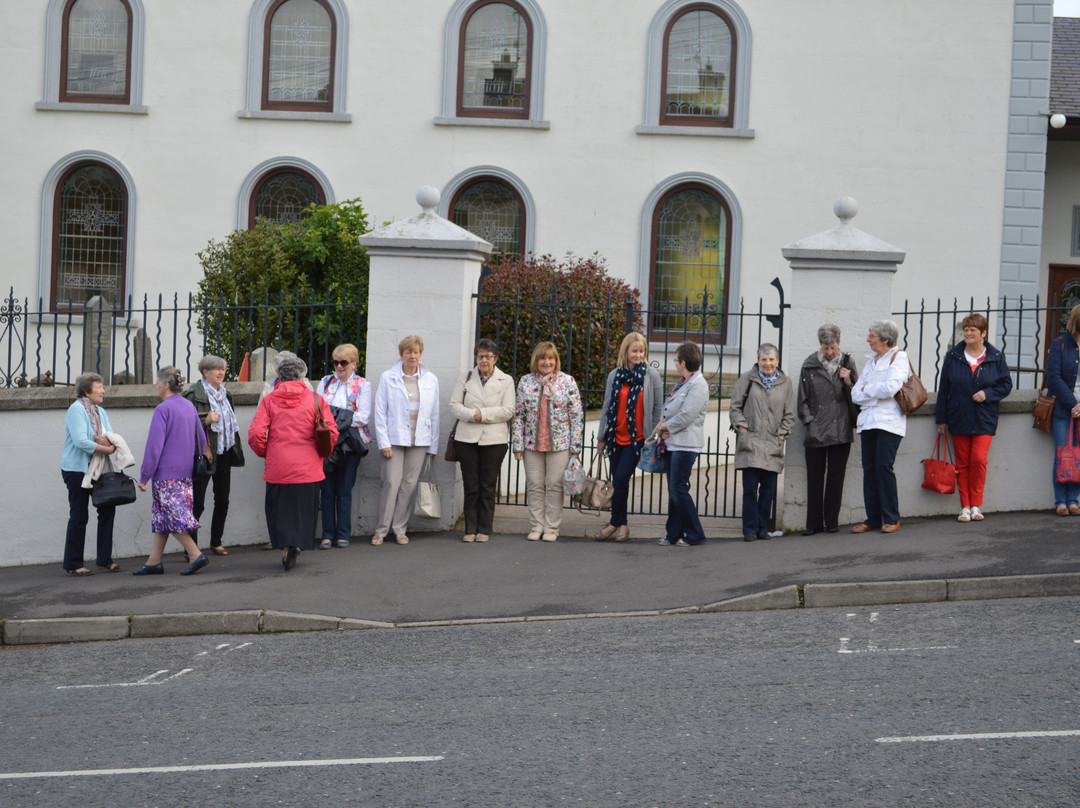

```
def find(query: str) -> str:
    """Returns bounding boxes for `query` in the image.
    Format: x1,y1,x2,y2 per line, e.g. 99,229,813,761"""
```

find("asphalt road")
3,598,1078,807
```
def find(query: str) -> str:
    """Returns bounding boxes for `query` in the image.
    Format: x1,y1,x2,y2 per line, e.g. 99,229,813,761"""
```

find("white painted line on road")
838,638,956,654
876,730,1080,743
0,756,444,780
56,668,194,689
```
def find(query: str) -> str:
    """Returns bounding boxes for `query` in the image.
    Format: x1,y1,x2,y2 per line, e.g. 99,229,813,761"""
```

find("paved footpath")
2,510,1078,644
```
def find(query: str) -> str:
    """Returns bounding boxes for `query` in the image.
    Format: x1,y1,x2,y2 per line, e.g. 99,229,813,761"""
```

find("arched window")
59,0,133,104
248,168,326,228
661,5,734,126
450,179,525,259
457,1,531,119
52,162,128,311
262,0,335,110
650,184,732,341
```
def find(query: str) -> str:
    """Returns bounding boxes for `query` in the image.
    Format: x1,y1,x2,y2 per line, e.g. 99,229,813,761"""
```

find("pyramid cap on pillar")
358,186,493,260
781,197,906,268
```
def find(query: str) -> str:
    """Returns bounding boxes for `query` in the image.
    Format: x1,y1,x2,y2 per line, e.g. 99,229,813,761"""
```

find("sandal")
613,526,630,542
96,563,122,572
1056,505,1070,516
371,535,384,546
66,567,94,577
1069,505,1080,516
395,534,409,545
589,524,617,542
320,539,333,550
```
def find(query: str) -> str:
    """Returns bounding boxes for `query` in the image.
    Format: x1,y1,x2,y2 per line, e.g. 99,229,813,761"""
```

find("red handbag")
921,434,958,494
1057,420,1080,483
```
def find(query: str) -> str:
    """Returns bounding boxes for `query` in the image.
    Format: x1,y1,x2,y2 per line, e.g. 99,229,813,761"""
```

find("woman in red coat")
248,354,337,571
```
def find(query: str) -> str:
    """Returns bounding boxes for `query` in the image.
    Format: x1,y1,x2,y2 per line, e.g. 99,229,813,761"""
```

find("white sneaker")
526,530,542,541
970,506,984,521
958,508,971,523
541,531,558,542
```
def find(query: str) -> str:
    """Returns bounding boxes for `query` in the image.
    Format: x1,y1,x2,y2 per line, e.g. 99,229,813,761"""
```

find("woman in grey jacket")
730,343,796,541
797,324,859,535
591,332,664,542
656,342,711,546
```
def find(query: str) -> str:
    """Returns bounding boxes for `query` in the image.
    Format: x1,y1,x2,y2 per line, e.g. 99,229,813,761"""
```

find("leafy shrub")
478,252,644,409
194,200,370,379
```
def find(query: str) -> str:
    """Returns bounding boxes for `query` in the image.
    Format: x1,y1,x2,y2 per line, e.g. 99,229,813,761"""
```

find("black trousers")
804,443,851,531
192,450,232,547
454,441,507,535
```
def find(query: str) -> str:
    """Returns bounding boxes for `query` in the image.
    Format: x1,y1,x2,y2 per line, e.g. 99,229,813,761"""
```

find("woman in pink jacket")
248,354,338,571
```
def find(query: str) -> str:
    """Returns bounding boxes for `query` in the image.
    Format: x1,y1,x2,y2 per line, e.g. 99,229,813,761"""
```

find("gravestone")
82,295,112,379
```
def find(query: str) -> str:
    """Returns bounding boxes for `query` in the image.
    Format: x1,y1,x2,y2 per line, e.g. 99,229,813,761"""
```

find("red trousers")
951,434,993,508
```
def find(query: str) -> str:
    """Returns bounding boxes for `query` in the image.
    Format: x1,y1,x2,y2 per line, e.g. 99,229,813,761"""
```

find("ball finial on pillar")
833,196,858,224
417,185,441,214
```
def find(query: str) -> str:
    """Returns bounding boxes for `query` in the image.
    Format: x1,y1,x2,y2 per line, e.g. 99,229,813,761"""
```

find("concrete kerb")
4,573,1080,645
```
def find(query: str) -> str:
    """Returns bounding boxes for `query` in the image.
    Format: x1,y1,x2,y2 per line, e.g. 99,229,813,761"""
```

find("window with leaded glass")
52,163,127,311
651,186,730,340
661,5,734,127
249,169,325,228
263,0,335,110
60,0,132,104
451,180,524,258
458,1,531,118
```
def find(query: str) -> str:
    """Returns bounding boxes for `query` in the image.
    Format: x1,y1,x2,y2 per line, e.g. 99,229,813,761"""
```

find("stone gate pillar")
780,197,906,529
357,186,493,534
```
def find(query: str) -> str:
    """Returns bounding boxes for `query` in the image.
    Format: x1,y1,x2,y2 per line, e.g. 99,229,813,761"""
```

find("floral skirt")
151,478,200,535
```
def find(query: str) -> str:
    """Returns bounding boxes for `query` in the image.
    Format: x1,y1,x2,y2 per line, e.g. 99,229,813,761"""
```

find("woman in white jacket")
849,320,910,534
372,335,440,545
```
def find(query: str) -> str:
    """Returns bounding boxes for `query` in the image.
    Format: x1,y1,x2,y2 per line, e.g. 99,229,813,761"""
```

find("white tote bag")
413,456,442,519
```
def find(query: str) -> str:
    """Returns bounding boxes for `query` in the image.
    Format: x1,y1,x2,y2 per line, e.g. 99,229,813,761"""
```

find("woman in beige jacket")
449,339,516,542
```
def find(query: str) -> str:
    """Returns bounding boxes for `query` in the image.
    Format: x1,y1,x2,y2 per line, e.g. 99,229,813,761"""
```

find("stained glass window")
652,187,729,338
251,170,325,227
459,2,530,116
54,164,127,310
452,181,523,259
265,0,334,108
662,7,733,125
62,0,131,102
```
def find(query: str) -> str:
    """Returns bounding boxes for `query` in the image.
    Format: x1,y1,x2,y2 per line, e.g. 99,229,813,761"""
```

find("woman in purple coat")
132,367,209,576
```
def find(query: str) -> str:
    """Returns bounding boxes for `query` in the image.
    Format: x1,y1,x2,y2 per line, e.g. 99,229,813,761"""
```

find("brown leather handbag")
1033,390,1055,433
313,392,333,458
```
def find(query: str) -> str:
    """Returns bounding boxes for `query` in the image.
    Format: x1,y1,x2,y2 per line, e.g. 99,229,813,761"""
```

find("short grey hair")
757,342,779,359
869,320,899,348
74,372,104,398
198,355,227,374
276,353,308,381
817,323,841,346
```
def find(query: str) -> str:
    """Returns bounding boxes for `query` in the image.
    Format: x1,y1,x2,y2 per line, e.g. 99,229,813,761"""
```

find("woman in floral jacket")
511,342,584,542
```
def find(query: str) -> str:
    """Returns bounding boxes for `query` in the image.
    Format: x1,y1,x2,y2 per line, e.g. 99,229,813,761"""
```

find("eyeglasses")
476,354,496,361
332,359,350,367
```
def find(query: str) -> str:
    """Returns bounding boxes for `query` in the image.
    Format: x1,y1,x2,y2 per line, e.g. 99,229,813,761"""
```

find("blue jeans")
664,450,705,543
609,441,643,527
860,429,903,526
741,467,777,536
62,469,115,571
320,453,361,542
1052,414,1080,507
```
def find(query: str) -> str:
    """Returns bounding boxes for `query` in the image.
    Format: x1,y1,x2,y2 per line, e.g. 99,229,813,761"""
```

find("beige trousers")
375,446,429,537
521,449,570,533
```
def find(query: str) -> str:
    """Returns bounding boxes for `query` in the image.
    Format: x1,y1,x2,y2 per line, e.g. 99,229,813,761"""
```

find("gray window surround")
638,172,743,349
436,0,548,128
238,0,351,122
37,0,146,113
438,166,536,256
638,0,753,138
38,150,137,314
237,157,336,230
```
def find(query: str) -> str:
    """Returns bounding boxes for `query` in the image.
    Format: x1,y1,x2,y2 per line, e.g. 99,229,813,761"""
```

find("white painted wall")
1,0,1018,329
1041,141,1080,273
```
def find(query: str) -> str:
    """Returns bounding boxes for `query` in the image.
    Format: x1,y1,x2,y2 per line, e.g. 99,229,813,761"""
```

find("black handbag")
193,419,211,481
91,471,137,507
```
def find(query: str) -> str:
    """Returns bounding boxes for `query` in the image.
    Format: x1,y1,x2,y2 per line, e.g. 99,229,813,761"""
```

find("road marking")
876,730,1080,743
0,756,444,780
838,638,956,654
56,669,193,689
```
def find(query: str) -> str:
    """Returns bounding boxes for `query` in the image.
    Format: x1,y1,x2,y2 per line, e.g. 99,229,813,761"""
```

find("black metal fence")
0,288,363,389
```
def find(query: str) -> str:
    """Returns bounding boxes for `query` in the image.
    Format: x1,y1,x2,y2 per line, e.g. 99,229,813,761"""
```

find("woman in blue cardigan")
1045,305,1080,516
934,313,1012,522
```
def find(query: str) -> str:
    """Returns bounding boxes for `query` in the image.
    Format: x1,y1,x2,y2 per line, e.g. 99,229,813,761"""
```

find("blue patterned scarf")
602,362,648,454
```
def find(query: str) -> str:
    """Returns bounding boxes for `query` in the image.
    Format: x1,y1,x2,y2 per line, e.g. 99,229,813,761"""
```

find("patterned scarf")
603,362,648,453
817,351,842,377
202,379,238,453
758,366,779,391
78,397,103,437
665,370,698,402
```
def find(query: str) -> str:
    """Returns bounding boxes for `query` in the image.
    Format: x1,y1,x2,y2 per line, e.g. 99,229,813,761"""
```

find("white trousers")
375,446,429,537
521,449,570,533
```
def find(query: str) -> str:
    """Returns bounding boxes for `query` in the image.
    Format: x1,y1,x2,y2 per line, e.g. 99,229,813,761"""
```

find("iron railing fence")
892,295,1071,392
476,278,789,518
0,288,364,389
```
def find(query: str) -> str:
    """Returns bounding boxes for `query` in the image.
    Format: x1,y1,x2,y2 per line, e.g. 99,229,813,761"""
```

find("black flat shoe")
743,535,756,542
284,546,298,571
66,568,94,577
756,532,770,541
826,527,839,534
802,528,822,537
132,563,164,575
97,563,122,572
180,554,208,576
